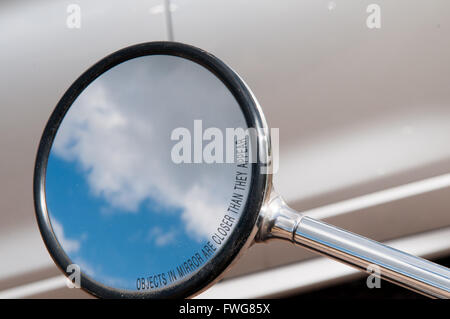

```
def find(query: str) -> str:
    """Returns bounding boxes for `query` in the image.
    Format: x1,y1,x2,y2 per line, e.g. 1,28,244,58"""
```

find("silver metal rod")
164,0,174,41
257,194,450,298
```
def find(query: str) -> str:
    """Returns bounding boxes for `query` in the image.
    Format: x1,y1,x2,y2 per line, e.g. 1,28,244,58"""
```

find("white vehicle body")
0,0,449,298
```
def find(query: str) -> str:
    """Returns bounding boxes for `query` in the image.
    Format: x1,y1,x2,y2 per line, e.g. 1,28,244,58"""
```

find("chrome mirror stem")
257,193,450,299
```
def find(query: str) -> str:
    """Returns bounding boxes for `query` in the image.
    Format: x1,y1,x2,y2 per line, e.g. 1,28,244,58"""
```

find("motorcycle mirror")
34,42,450,299
34,42,270,298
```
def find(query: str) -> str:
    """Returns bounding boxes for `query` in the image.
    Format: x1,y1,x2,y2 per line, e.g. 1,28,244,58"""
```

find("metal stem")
256,193,450,298
164,0,174,41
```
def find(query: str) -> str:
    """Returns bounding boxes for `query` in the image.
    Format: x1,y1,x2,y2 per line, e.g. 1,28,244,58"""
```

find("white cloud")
51,219,81,254
181,185,226,239
75,257,97,278
51,55,251,241
75,257,130,289
147,227,177,247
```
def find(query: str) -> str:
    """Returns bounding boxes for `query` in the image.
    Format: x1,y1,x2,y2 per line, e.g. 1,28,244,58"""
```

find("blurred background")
0,0,449,298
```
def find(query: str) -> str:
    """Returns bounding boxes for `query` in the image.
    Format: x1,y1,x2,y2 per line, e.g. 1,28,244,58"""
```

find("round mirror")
34,42,270,298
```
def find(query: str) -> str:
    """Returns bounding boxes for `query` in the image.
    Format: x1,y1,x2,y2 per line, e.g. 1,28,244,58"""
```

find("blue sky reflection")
45,55,251,290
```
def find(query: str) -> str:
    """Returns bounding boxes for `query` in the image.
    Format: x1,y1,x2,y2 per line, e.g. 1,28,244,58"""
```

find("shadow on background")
290,256,450,299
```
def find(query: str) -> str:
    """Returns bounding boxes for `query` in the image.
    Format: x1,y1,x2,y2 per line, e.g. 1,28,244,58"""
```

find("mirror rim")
33,41,271,298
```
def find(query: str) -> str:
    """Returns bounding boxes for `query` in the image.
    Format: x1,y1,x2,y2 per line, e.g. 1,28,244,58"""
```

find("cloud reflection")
51,55,247,241
51,218,82,254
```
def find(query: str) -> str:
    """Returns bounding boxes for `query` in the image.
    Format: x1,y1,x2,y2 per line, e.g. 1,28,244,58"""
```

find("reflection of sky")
45,55,251,290
47,155,199,288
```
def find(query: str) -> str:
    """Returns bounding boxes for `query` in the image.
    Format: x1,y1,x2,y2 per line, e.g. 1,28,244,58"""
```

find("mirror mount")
256,191,450,298
255,191,301,243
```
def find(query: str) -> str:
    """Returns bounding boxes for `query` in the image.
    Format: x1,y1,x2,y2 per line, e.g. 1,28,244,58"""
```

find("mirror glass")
45,55,253,291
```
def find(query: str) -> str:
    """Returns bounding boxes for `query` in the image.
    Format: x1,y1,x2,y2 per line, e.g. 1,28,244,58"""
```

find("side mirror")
34,42,450,298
